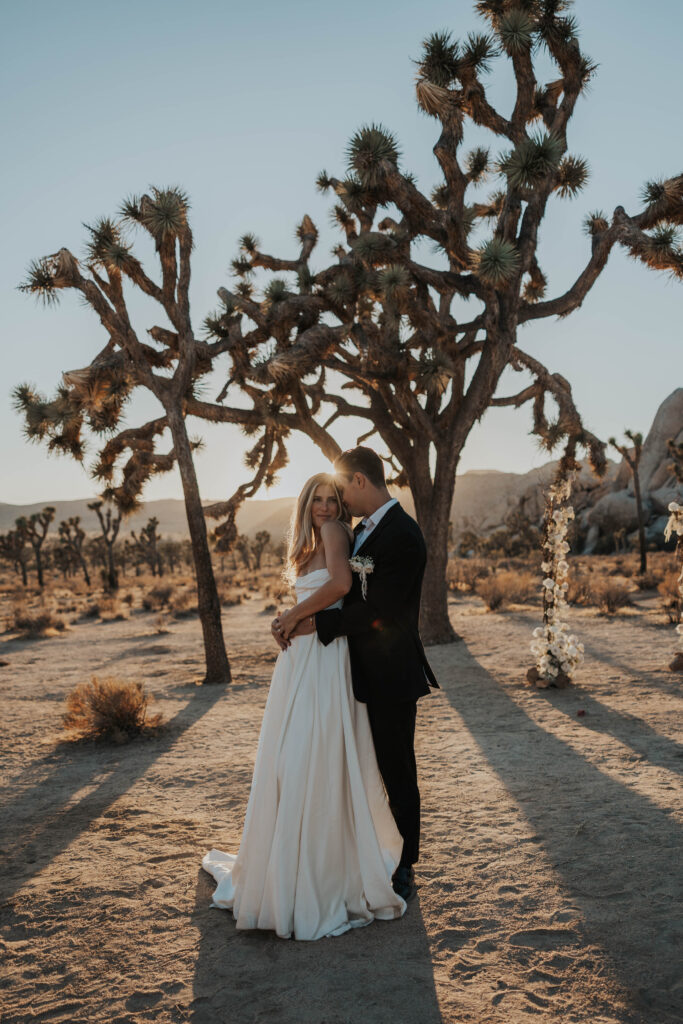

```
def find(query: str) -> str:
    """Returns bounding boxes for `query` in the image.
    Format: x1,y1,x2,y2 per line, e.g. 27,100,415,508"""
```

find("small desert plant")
566,572,593,606
11,604,66,636
476,570,536,611
62,676,163,742
658,571,682,624
142,584,175,611
590,579,634,614
447,558,490,594
635,569,664,590
169,591,198,618
221,589,245,608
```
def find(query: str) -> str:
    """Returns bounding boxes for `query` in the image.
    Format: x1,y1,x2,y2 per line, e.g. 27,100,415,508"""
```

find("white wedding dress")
202,567,406,940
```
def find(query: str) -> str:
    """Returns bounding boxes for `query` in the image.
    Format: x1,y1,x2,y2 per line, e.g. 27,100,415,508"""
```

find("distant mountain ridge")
0,461,598,542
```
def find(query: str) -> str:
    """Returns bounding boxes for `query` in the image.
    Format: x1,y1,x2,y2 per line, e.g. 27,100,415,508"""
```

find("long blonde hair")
284,473,350,583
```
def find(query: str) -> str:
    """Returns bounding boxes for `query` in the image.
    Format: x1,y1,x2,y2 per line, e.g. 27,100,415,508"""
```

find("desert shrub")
447,558,490,594
11,604,67,636
611,557,635,578
260,578,291,602
63,676,163,743
263,602,277,614
221,589,244,608
635,570,663,590
658,571,682,624
169,591,198,618
80,602,101,619
590,579,634,614
566,572,593,606
121,592,135,606
475,570,536,611
142,584,175,611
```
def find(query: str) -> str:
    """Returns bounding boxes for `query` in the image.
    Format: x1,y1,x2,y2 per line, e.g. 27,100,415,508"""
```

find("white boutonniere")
349,555,374,600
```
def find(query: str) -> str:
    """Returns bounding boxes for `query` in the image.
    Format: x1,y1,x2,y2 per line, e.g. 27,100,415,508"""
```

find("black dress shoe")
392,865,416,902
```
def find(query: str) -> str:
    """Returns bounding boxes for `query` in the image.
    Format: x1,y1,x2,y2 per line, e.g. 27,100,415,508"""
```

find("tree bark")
105,543,118,591
411,461,459,645
632,465,647,574
167,409,231,684
34,545,44,588
79,555,91,587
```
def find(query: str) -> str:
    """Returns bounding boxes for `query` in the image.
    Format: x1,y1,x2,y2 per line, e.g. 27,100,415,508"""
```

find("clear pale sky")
1,0,681,506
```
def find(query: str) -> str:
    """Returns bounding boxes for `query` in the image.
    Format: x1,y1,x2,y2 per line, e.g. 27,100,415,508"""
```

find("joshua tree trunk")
609,431,647,574
410,450,460,644
632,466,647,574
167,409,231,684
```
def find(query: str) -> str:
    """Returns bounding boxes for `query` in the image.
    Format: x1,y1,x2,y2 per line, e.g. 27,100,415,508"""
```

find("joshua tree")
13,188,241,683
15,507,55,588
235,534,252,571
0,528,30,585
160,538,183,573
251,530,271,570
201,0,682,643
608,430,647,573
129,517,164,576
57,516,91,585
88,499,122,590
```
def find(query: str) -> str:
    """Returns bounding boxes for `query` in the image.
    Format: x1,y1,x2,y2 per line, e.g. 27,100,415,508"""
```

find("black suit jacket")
315,502,439,703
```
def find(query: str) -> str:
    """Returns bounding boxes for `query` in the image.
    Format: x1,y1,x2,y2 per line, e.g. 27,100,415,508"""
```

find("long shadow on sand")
545,687,683,776
436,640,682,1024
190,872,443,1024
0,684,225,903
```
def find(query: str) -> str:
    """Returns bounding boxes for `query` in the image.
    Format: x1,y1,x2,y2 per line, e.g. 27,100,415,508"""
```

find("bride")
201,472,407,940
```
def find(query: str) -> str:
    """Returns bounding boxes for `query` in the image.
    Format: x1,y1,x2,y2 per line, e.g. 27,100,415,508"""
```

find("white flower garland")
529,471,584,686
664,501,683,654
349,555,374,600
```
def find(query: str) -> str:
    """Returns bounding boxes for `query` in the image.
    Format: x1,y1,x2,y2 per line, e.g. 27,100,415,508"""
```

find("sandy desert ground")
1,585,681,1024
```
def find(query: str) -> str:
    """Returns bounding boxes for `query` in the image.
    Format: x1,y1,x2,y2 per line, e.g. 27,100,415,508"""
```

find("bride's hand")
271,610,290,650
277,607,300,639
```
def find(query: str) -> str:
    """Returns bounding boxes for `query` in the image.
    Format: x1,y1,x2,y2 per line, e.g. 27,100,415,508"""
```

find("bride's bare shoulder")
321,519,354,546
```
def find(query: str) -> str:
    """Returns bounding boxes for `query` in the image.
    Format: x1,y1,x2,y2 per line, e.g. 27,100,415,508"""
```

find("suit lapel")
354,501,402,556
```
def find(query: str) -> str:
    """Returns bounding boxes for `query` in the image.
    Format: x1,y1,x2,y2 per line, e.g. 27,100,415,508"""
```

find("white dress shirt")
352,498,398,555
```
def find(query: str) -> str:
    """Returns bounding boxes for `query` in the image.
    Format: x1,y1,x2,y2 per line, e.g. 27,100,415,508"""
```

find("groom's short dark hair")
334,447,386,488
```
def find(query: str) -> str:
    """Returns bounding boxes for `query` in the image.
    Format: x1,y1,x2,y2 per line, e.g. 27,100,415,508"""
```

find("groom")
280,446,439,902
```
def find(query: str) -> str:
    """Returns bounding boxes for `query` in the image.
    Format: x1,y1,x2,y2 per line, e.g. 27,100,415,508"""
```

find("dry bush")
447,558,490,594
610,557,635,578
566,572,593,606
475,570,536,611
221,589,245,608
263,602,277,614
169,591,198,618
11,604,67,637
63,676,163,743
590,579,634,614
121,592,135,606
635,569,664,590
142,584,175,611
81,595,128,622
658,571,682,624
259,578,292,602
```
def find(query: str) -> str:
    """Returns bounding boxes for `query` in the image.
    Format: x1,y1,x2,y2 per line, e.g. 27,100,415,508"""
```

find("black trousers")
365,698,420,869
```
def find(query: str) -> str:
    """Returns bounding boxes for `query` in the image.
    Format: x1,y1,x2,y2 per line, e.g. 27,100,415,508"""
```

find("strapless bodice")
295,567,342,610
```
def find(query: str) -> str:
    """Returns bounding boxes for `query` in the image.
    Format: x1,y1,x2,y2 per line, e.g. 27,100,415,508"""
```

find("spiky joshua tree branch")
13,188,279,683
203,0,682,643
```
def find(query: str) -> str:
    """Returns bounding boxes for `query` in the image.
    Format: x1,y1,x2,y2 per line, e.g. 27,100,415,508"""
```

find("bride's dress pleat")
202,568,406,941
